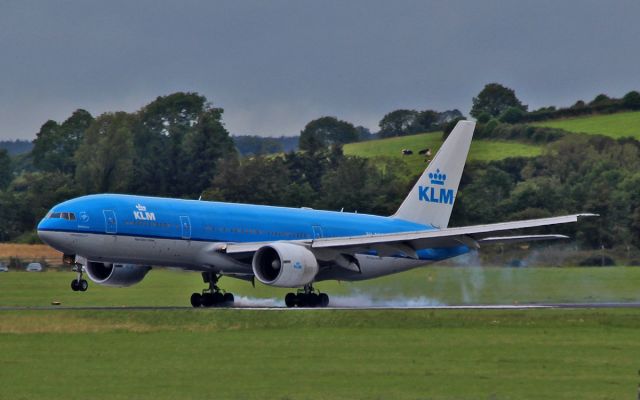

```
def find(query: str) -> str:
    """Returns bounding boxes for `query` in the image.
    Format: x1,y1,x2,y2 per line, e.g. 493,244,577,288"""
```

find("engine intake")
85,262,151,287
252,243,318,287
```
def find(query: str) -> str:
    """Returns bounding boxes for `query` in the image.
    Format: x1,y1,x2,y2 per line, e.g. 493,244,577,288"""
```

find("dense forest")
1,85,639,263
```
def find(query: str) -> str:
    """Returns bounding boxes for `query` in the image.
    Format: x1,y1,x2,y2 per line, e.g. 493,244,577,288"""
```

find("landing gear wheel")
319,293,329,307
223,292,234,305
190,293,202,308
287,284,330,308
212,292,224,305
308,293,319,307
295,293,308,307
285,293,296,308
193,273,236,308
70,263,87,292
202,293,214,307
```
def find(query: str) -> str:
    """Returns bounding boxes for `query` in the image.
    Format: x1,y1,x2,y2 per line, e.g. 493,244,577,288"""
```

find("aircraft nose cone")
37,229,56,247
37,230,73,254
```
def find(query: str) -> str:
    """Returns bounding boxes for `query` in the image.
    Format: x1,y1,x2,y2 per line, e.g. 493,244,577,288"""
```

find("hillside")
532,111,640,139
343,131,542,174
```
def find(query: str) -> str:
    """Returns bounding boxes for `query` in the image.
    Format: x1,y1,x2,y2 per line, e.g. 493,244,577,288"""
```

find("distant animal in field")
418,148,432,156
401,149,413,155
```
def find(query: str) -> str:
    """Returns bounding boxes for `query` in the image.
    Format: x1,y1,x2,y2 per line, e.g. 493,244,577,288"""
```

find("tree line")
1,86,639,260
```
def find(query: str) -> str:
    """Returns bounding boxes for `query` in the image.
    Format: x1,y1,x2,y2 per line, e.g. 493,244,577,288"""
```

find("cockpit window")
48,212,76,220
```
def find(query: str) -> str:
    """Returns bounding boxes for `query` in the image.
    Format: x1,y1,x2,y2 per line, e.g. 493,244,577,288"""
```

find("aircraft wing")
224,213,596,255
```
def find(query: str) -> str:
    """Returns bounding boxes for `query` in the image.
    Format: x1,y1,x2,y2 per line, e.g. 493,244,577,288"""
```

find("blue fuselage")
37,194,470,265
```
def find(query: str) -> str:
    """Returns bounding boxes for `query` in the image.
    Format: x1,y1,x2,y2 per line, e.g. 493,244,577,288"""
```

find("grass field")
1,308,639,399
343,132,542,174
3,268,640,399
533,111,640,139
2,265,640,307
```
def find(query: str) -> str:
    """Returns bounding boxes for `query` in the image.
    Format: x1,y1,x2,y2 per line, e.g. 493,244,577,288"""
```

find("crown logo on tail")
428,169,447,186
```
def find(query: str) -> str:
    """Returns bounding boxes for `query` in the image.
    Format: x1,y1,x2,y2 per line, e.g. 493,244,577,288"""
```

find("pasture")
343,132,542,174
532,111,640,139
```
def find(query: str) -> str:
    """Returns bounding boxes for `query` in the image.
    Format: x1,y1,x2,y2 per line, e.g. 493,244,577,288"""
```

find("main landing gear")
70,262,88,292
190,273,235,308
285,284,329,308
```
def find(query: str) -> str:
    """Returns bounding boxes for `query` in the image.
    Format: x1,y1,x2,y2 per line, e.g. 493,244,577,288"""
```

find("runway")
2,302,640,311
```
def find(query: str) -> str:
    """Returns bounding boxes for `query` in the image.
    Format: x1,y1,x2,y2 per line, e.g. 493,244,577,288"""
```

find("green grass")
2,266,640,307
343,132,542,174
1,308,640,399
2,268,640,399
532,111,640,139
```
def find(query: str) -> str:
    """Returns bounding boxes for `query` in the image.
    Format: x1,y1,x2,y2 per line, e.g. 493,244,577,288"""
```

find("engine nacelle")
85,262,151,287
252,243,319,287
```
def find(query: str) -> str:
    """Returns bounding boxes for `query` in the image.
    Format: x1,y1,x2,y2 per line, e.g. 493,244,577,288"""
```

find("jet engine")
252,243,318,287
85,262,151,287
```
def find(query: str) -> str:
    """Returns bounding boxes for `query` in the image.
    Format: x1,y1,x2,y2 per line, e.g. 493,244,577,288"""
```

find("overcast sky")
1,0,639,140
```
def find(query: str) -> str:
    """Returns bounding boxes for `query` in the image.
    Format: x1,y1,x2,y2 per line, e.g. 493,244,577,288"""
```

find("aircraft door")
312,225,323,239
103,210,117,234
180,216,191,240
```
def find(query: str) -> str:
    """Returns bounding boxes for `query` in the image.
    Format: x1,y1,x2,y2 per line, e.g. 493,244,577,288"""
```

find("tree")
75,112,135,193
378,109,419,137
31,109,94,174
180,108,236,198
622,91,640,110
414,110,439,132
589,93,611,106
233,135,283,156
499,106,526,124
354,126,373,141
131,92,209,196
318,156,407,215
470,83,527,119
299,116,358,153
0,149,11,189
204,156,314,207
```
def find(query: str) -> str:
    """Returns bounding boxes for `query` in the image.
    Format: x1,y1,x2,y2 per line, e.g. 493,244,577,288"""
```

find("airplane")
37,121,594,308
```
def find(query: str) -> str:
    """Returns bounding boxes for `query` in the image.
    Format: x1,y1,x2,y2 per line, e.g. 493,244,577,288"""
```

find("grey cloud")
1,0,639,139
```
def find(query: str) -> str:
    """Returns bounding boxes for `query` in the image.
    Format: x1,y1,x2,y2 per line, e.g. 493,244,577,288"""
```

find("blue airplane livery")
37,121,594,307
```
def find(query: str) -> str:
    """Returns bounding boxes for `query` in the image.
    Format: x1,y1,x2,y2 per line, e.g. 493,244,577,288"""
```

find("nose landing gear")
66,256,88,292
285,284,329,308
190,273,235,308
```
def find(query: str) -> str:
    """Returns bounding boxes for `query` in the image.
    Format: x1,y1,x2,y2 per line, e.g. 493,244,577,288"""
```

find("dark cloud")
1,0,639,139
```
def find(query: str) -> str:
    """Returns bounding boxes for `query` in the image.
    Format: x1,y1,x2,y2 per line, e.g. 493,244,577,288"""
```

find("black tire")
70,280,79,291
202,293,214,307
319,293,329,307
308,293,320,307
296,293,307,308
285,293,296,308
190,293,202,308
223,292,234,305
212,292,224,305
79,280,88,292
